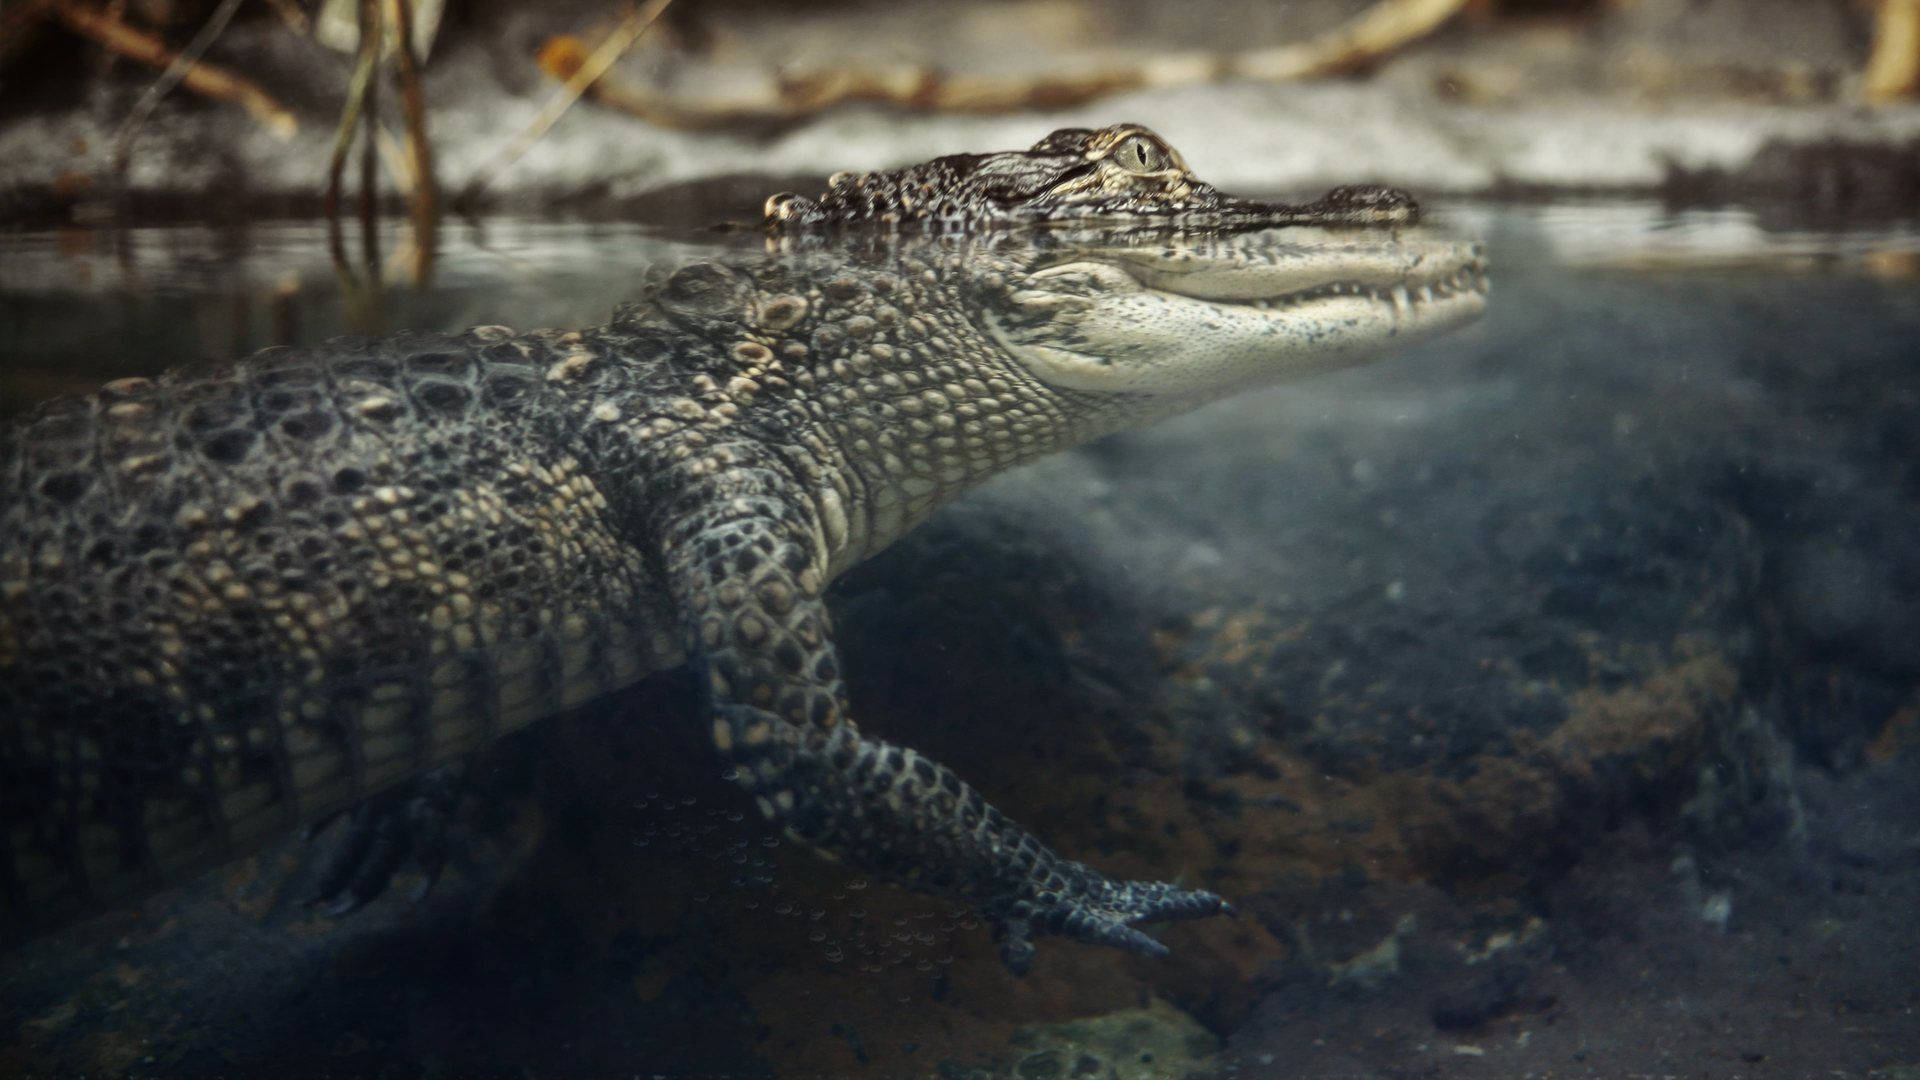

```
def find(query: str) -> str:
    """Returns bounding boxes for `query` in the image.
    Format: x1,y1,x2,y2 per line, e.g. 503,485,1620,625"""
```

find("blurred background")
1,0,1917,219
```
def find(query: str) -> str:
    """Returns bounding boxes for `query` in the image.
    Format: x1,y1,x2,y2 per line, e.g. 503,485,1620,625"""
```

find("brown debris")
258,0,310,36
1864,0,1920,102
1234,0,1473,81
537,35,1163,129
537,0,1470,129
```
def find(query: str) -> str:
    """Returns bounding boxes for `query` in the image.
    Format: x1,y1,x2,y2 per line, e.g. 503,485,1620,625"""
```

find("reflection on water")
0,218,755,412
1449,199,1920,272
1,204,1917,1077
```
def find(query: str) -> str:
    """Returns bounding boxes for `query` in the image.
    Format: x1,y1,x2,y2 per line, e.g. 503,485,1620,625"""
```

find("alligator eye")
1112,135,1173,174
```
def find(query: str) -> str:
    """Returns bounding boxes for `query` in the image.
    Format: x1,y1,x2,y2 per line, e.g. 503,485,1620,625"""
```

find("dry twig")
1233,0,1471,81
461,0,676,204
52,0,296,139
536,0,1471,129
389,0,438,280
537,38,1156,128
1864,0,1920,103
324,0,383,219
111,0,248,172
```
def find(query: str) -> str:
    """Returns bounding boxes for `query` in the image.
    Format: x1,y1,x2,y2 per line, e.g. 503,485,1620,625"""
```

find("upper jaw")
988,224,1491,397
1148,182,1421,229
1020,182,1422,231
1071,225,1488,309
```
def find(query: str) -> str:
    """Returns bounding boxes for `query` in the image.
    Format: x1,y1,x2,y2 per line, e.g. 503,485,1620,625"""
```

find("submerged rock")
940,997,1221,1080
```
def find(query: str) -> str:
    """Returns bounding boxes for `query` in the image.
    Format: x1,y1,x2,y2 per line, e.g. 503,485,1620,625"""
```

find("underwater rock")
939,997,1221,1080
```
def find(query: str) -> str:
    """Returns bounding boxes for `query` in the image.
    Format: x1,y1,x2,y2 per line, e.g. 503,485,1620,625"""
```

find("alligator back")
0,328,680,930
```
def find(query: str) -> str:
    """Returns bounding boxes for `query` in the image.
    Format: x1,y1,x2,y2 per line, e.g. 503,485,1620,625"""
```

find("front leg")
659,469,1229,973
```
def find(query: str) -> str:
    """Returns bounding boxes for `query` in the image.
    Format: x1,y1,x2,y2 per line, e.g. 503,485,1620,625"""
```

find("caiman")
0,124,1487,971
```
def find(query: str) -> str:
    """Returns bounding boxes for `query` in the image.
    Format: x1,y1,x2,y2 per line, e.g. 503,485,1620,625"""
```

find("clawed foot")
303,762,467,916
993,869,1234,975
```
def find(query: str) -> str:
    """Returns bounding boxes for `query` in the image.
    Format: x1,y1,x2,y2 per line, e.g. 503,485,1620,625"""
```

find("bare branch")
111,0,248,174
53,0,296,139
534,0,1469,130
1864,0,1920,103
461,0,676,203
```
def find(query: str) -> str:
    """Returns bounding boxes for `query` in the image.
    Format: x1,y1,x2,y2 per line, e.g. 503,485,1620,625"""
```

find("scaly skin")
0,126,1487,970
765,123,1421,229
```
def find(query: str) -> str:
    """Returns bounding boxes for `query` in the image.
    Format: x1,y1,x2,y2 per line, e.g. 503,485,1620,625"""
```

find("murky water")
2,204,1917,1075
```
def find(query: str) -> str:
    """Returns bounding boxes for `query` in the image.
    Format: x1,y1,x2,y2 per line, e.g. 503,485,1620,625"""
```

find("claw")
309,801,408,914
1102,923,1169,958
302,761,467,915
991,871,1233,973
996,918,1037,976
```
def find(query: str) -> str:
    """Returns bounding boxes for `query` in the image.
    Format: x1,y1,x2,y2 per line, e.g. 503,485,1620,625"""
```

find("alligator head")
763,123,1419,230
644,217,1486,562
983,224,1487,402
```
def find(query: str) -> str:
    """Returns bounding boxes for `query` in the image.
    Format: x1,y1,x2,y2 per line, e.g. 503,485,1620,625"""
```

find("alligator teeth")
1234,267,1485,314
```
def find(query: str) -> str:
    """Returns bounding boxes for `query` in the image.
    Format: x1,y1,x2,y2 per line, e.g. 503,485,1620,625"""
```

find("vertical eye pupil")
1117,138,1164,172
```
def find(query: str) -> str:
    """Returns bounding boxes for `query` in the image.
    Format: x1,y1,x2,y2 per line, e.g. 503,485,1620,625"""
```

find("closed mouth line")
1225,265,1491,311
